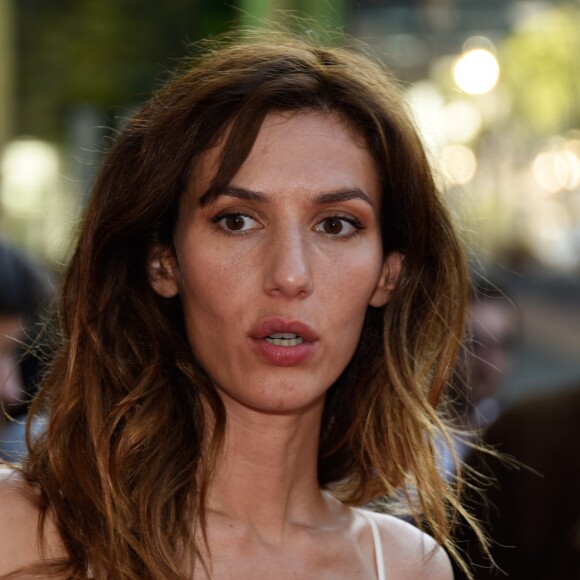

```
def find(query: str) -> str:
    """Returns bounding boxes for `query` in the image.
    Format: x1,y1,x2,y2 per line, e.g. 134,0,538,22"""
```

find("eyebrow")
198,186,267,207
315,189,374,207
198,185,375,208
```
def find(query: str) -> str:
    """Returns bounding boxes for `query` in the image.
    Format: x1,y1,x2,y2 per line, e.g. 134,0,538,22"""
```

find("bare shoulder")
0,467,63,575
367,511,453,580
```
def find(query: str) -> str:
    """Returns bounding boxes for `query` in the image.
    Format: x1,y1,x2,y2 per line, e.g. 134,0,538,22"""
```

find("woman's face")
150,111,400,414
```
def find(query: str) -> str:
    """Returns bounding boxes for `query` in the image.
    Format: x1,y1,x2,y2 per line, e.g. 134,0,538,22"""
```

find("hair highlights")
13,29,477,579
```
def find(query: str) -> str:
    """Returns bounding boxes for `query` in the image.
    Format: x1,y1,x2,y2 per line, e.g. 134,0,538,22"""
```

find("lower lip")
251,339,317,367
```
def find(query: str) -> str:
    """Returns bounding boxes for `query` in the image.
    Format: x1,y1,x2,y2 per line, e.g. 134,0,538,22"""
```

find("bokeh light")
527,198,578,269
453,48,500,95
441,99,482,143
439,144,478,186
0,139,59,214
405,80,446,152
532,143,580,194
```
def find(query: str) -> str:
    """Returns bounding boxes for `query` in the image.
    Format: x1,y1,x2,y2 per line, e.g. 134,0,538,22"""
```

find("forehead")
186,111,381,206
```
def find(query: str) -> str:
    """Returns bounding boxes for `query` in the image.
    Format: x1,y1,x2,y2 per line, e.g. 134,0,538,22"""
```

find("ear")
369,251,402,308
147,244,179,298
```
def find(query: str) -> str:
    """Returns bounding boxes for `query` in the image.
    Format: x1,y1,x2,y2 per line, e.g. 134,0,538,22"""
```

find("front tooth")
269,333,297,339
265,336,304,346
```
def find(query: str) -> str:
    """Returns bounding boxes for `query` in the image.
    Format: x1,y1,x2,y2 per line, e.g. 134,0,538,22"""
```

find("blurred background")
1,0,579,409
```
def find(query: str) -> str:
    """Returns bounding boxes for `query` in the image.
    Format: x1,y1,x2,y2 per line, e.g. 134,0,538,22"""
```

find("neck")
207,394,330,534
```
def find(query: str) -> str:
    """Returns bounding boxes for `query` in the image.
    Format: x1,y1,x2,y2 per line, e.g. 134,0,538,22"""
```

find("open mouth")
250,319,316,366
264,333,304,347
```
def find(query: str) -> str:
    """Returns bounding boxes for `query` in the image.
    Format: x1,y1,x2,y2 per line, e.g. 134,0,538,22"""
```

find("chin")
217,383,327,416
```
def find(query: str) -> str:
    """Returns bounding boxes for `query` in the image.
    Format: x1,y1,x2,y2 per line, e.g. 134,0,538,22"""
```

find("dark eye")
225,215,246,231
322,218,344,235
216,213,260,233
314,217,359,238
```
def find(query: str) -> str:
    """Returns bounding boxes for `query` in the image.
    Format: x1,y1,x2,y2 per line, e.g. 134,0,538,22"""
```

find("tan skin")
0,112,453,579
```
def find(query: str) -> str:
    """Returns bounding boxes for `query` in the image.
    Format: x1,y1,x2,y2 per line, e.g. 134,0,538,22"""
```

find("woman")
0,30,477,579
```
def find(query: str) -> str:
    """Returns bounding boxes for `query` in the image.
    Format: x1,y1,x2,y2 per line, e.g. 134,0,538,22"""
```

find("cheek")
174,241,258,361
178,250,234,314
316,256,384,355
318,247,384,306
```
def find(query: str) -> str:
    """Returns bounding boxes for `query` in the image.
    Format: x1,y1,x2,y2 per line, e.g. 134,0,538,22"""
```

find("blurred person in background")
0,237,52,462
454,385,580,579
0,29,488,579
440,280,521,477
464,282,520,428
449,281,578,578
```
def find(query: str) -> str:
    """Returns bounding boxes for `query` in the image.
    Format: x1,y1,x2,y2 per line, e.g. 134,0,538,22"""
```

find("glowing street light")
453,49,500,95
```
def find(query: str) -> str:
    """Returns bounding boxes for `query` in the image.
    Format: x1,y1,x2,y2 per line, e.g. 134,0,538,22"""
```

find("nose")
263,227,313,299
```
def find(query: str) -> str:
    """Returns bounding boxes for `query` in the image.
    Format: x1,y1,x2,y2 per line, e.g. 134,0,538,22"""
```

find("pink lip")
250,317,319,342
249,317,318,367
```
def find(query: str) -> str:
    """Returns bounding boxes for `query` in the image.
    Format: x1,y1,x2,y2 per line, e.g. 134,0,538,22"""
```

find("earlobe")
369,251,402,308
147,245,179,298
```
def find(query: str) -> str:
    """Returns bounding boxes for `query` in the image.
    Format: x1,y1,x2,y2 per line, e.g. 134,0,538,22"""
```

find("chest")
193,527,379,580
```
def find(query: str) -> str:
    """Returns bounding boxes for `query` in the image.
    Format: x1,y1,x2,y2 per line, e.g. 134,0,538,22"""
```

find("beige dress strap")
357,509,386,580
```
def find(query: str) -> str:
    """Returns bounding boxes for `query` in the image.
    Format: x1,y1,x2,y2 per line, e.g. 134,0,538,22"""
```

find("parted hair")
12,29,477,579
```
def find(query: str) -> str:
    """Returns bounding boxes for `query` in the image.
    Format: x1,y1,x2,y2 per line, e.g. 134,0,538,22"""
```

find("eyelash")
314,216,364,239
211,212,261,236
211,212,364,239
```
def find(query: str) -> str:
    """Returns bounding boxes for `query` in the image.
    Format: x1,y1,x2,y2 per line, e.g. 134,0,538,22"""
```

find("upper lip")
249,317,319,342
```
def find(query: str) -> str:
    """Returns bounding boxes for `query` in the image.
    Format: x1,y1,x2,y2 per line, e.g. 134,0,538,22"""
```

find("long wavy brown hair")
7,29,480,579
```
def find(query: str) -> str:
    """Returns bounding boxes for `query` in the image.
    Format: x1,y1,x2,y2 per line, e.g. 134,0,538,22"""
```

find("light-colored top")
357,509,386,580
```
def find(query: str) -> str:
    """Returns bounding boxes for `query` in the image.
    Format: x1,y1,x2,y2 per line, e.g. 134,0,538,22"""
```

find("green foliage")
16,0,234,140
15,0,348,141
500,5,580,136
